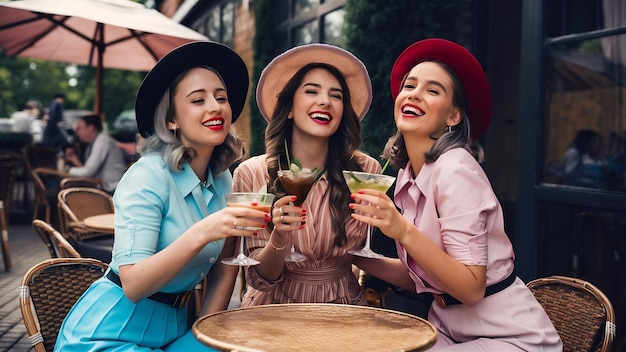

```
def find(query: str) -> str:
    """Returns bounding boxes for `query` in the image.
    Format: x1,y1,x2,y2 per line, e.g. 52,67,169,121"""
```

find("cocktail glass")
222,192,275,266
277,169,317,262
342,171,396,259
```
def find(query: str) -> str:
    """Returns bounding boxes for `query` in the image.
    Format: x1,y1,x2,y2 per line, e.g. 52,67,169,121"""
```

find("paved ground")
0,224,48,352
0,221,242,352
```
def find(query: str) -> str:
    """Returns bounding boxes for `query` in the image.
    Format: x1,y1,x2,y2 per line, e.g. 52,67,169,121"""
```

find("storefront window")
203,2,234,47
536,202,625,314
293,20,317,46
273,0,345,52
542,34,626,194
293,0,319,16
323,8,344,46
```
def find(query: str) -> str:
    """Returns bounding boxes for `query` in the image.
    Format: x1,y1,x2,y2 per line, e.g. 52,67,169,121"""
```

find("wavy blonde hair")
138,67,244,174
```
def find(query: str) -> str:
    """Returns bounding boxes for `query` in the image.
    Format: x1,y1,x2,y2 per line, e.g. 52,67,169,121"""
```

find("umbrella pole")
95,24,104,120
95,58,103,120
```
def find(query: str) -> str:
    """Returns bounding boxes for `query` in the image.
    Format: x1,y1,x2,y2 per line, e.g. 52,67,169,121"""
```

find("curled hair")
383,60,483,170
138,67,244,174
264,63,365,247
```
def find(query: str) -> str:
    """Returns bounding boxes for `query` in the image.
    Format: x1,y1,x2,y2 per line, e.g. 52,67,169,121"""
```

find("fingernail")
291,196,297,201
302,209,307,214
350,194,356,199
264,213,271,220
358,190,364,194
299,224,306,229
349,204,355,209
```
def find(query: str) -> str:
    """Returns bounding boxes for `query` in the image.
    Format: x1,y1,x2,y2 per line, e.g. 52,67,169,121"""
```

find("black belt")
106,271,191,309
432,271,516,308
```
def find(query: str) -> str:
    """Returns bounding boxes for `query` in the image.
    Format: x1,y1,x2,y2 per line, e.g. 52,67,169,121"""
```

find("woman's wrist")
267,229,288,251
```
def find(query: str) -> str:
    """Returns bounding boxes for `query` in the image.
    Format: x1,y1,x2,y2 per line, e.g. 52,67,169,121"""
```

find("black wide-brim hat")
135,41,249,138
390,38,492,140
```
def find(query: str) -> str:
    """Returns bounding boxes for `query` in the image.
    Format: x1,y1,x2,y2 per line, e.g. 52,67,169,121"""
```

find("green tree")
0,50,70,117
344,0,468,159
249,0,275,156
0,49,142,128
70,65,143,127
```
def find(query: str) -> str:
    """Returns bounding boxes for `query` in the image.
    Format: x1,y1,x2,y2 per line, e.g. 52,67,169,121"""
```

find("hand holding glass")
222,192,275,266
277,169,317,262
342,171,396,259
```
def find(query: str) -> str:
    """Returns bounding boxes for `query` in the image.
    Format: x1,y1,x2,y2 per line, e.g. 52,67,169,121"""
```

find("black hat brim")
135,41,249,138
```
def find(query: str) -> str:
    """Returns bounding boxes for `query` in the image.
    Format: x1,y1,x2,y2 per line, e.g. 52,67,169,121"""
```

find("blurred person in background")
10,100,42,140
42,92,69,150
64,114,127,193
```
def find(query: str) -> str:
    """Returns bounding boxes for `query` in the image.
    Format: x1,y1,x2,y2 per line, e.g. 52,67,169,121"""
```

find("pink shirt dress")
394,148,562,351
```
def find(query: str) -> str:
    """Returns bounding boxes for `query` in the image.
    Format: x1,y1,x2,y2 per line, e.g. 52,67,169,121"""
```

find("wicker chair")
527,275,616,352
60,176,102,189
57,187,114,262
0,152,20,271
30,167,68,225
22,144,59,171
19,257,108,352
32,219,81,259
57,187,114,241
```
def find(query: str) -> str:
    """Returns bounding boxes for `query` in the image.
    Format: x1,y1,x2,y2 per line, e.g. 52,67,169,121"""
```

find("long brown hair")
264,63,366,246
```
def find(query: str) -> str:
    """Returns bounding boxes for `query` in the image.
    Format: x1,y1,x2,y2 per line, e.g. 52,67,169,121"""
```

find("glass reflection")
542,34,626,193
536,203,625,325
293,0,319,16
206,7,220,42
293,20,318,46
323,9,344,46
222,2,234,46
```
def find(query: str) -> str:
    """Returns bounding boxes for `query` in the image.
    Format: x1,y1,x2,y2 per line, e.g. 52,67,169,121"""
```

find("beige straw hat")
256,43,372,121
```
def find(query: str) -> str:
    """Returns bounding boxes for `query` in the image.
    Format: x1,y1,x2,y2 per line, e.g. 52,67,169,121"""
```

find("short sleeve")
112,157,168,266
433,150,498,266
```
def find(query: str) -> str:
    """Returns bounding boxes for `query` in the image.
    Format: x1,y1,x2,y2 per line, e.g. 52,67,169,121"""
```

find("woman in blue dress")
55,41,270,351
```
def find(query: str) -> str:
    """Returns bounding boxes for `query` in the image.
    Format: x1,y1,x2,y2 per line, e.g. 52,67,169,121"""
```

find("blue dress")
55,153,229,351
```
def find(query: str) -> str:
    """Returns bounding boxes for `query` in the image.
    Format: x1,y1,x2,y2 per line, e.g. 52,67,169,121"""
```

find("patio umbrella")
0,0,209,116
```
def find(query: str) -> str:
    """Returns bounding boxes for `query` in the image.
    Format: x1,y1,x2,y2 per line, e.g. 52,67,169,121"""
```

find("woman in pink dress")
351,38,562,350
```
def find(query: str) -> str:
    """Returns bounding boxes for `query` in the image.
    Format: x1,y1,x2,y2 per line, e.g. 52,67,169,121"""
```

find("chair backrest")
60,177,101,190
19,257,108,352
32,219,81,259
527,275,616,352
0,152,20,214
57,187,114,235
30,167,68,224
22,144,59,171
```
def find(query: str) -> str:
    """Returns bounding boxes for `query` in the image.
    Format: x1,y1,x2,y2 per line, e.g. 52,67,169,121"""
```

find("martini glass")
277,169,317,262
222,192,275,266
342,171,396,259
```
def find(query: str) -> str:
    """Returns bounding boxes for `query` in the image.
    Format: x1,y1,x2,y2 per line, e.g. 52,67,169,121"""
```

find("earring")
445,125,452,133
172,123,177,138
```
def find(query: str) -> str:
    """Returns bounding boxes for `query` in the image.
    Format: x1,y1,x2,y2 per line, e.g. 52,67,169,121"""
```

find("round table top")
82,213,114,233
193,303,437,352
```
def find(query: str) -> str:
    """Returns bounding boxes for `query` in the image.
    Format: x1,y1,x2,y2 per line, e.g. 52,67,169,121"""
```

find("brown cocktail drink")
276,168,320,262
277,170,316,206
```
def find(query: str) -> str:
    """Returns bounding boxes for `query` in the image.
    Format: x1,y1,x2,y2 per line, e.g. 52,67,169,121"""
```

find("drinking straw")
284,139,291,166
381,158,391,174
348,171,362,183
